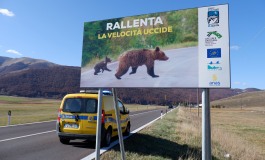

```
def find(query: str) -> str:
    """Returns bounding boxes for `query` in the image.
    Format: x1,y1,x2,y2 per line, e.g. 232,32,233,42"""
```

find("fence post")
7,110,11,126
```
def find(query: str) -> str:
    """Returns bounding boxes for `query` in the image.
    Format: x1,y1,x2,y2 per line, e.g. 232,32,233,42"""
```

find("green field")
0,96,162,126
0,96,60,126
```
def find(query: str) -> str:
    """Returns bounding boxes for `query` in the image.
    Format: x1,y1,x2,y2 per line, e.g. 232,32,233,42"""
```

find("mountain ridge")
0,56,58,76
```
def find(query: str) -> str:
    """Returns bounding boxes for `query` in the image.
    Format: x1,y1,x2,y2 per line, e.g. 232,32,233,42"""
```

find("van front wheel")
124,123,130,136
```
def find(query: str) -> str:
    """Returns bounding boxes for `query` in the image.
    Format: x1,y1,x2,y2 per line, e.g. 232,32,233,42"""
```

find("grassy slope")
211,91,265,108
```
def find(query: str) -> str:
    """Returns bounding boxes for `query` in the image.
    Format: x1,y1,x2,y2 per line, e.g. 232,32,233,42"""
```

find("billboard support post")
95,89,103,160
197,88,199,117
202,88,211,160
112,88,126,160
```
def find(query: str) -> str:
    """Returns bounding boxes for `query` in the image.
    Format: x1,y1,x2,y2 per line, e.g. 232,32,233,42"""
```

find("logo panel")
208,65,222,71
208,60,222,71
207,48,221,58
207,7,219,27
205,31,222,46
209,74,221,86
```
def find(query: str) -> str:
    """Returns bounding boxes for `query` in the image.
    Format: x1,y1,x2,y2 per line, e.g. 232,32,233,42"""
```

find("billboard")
81,4,230,88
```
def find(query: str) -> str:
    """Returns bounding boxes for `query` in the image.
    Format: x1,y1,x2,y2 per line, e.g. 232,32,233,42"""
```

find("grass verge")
101,107,265,160
0,96,60,126
101,108,201,160
0,96,162,126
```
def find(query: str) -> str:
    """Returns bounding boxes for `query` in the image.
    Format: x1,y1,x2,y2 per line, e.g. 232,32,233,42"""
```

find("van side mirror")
120,110,124,114
126,108,130,114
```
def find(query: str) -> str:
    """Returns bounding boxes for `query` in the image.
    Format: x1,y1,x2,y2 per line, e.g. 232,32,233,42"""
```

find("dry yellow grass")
187,107,265,160
0,96,60,126
101,107,265,159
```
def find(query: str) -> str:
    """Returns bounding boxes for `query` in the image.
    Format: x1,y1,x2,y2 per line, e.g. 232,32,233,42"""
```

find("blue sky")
0,0,265,89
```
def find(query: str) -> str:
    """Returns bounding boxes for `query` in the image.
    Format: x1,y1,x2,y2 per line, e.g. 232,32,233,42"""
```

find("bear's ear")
155,47,160,51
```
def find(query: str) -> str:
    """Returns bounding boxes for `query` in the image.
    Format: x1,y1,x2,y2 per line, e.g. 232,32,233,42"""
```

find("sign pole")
202,88,211,160
112,88,126,160
197,88,199,117
95,89,103,160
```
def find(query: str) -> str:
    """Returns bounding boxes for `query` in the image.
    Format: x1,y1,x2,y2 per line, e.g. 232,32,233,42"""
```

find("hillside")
0,66,80,98
211,91,265,108
0,56,58,76
0,56,263,102
0,56,79,98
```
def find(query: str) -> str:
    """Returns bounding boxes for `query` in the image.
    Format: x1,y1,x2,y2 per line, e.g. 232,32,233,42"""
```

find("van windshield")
63,98,98,113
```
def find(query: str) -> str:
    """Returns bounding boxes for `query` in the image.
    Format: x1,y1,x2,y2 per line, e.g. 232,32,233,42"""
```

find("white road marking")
0,120,56,128
0,130,56,143
0,109,165,144
129,109,160,117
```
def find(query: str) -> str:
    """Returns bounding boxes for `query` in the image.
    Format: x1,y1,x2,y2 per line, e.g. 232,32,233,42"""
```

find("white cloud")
0,8,15,17
6,49,22,56
233,81,248,87
230,45,240,50
233,81,241,85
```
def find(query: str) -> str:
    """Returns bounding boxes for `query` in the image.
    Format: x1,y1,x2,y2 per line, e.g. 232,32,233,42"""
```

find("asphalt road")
81,47,198,88
0,108,170,160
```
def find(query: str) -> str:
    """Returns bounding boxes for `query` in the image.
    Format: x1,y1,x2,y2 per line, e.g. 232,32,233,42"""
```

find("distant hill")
0,56,263,102
211,90,265,108
0,56,79,98
115,88,263,105
0,56,58,76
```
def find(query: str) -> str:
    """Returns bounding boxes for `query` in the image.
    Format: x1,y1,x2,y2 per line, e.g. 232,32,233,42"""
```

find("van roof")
64,93,99,99
80,90,113,95
63,92,113,99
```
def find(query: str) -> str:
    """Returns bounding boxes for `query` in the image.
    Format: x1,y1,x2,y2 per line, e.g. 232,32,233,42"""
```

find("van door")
60,98,83,134
81,98,98,135
118,100,128,131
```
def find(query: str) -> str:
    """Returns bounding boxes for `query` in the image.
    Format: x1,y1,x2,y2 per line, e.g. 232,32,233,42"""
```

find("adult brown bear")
115,47,169,79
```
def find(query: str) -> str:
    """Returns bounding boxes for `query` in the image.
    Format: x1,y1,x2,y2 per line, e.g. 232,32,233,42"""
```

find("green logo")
207,31,222,39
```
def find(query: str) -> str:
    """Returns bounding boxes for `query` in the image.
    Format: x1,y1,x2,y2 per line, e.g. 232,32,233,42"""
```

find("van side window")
118,101,125,113
63,98,82,113
85,99,97,113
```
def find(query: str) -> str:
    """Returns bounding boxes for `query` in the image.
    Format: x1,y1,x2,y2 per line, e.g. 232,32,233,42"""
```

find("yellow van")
56,91,130,146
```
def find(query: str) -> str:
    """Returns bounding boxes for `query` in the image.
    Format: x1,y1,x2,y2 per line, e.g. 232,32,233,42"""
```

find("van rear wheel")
59,137,70,144
103,129,112,147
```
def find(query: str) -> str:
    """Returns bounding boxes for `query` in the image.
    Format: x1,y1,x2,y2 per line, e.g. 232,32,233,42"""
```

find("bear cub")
94,56,112,75
115,47,168,79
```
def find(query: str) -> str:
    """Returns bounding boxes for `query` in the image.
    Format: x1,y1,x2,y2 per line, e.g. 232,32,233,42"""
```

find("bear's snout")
163,56,169,60
159,55,169,61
